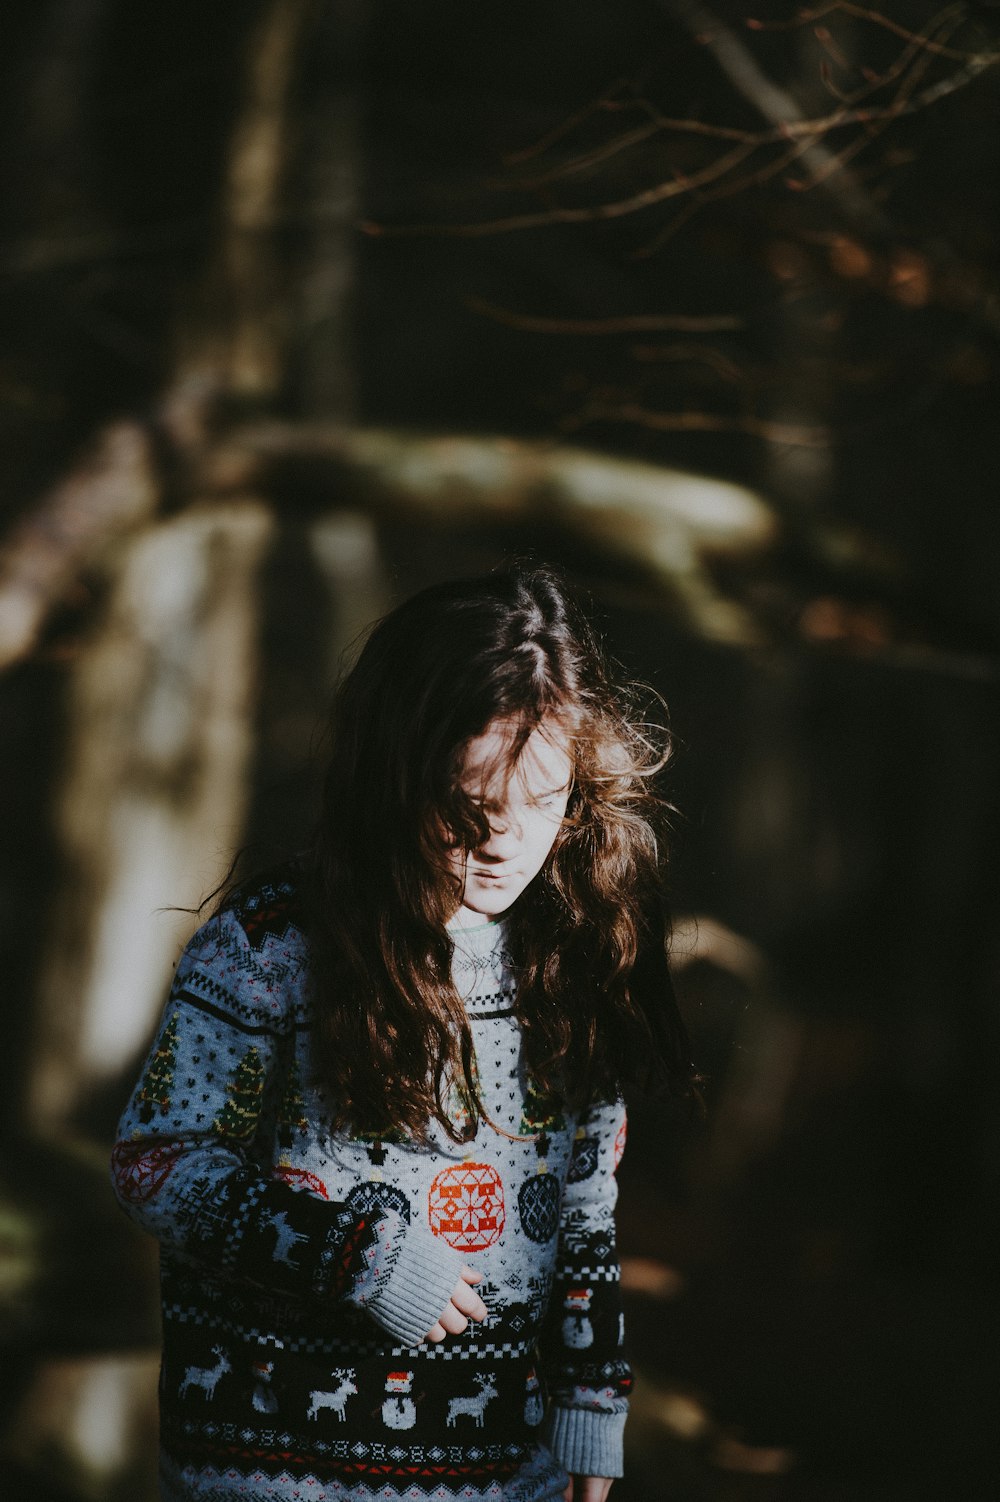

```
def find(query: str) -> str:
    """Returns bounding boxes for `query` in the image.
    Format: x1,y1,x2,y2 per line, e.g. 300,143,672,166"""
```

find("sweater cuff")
367,1219,464,1347
542,1405,627,1480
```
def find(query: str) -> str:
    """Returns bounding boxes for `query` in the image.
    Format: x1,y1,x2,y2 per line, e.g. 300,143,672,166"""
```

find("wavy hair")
305,564,694,1142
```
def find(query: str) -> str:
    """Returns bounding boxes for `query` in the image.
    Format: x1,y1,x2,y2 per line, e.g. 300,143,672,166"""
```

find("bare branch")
633,136,816,257
497,120,663,190
629,345,746,383
0,423,159,670
752,2,980,63
465,297,744,334
501,78,635,165
361,138,759,237
566,400,832,448
364,28,997,241
660,0,885,231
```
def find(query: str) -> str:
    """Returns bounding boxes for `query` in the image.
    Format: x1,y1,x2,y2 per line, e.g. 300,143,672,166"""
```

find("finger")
459,1266,482,1285
450,1282,488,1321
562,1480,573,1502
424,1321,446,1343
438,1304,468,1336
574,1477,612,1502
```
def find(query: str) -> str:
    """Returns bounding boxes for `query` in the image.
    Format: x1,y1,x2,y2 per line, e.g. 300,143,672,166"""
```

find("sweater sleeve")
110,907,462,1347
538,1098,632,1480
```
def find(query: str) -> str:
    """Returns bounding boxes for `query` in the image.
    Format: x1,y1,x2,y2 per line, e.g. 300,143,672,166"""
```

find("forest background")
1,2,999,1499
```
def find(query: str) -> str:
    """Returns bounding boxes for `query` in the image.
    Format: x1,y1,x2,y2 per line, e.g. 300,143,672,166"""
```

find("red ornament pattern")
428,1160,505,1253
112,1139,184,1204
271,1164,330,1199
613,1115,627,1169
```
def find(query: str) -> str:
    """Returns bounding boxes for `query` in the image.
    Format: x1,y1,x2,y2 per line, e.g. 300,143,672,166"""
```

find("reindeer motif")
446,1372,498,1428
179,1346,231,1401
307,1371,358,1422
269,1210,308,1268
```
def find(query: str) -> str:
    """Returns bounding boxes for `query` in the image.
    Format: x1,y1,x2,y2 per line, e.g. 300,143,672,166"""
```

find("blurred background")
1,1,999,1498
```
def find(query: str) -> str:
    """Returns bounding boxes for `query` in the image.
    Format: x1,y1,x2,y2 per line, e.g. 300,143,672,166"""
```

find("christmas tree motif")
212,1045,265,1139
352,1122,408,1167
276,1057,309,1149
520,1075,565,1156
137,1013,180,1123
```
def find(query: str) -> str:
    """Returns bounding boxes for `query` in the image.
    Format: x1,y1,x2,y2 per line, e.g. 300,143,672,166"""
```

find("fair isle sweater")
112,874,631,1501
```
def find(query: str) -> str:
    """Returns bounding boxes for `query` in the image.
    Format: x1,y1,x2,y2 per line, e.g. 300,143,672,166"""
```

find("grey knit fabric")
112,873,631,1499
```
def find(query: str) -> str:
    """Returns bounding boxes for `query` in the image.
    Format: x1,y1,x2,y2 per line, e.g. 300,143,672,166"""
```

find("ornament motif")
272,1163,329,1199
112,1139,183,1204
428,1161,505,1252
518,1169,560,1243
567,1135,599,1183
347,1179,411,1223
613,1115,628,1168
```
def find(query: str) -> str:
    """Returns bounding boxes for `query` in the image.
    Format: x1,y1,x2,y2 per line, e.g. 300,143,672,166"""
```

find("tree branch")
464,297,743,334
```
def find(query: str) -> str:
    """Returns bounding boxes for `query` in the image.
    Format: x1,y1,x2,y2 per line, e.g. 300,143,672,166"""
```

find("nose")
478,809,521,859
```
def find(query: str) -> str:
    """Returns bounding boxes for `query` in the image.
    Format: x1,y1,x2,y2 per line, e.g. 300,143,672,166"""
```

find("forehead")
458,717,573,793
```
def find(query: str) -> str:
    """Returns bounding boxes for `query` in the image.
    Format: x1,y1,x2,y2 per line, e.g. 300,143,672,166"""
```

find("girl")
112,565,694,1502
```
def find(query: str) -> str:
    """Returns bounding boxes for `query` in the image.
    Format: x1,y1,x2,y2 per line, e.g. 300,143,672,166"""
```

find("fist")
424,1267,487,1343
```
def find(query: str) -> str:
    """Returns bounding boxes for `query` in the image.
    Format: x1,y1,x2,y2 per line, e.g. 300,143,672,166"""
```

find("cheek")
529,811,566,869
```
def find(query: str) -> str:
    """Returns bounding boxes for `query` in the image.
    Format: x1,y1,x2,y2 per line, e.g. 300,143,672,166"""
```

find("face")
444,717,573,927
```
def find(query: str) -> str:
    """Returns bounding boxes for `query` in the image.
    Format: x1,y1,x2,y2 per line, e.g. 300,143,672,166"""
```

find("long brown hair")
306,564,694,1142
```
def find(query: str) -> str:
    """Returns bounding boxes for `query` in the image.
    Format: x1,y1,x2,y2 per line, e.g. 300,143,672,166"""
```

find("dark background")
1,2,998,1498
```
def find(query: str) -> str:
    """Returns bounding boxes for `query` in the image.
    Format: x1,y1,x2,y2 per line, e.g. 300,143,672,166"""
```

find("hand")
423,1267,487,1342
563,1478,614,1502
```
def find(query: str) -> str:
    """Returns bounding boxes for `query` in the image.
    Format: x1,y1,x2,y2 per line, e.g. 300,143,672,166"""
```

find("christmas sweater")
111,873,632,1501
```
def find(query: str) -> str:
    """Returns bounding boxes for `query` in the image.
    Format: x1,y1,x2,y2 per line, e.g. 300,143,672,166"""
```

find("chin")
463,882,522,918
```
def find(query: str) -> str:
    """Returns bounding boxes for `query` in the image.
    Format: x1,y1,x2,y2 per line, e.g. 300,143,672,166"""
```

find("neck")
446,907,506,933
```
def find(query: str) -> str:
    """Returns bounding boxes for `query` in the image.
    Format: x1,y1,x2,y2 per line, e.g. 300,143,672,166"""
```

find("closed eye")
532,784,571,807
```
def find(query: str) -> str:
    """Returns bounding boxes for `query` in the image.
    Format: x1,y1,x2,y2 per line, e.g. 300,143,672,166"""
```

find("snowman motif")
381,1370,417,1430
250,1358,279,1414
523,1367,544,1427
562,1288,594,1350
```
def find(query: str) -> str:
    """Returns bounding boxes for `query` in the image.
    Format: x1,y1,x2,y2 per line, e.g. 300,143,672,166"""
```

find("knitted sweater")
111,873,631,1501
